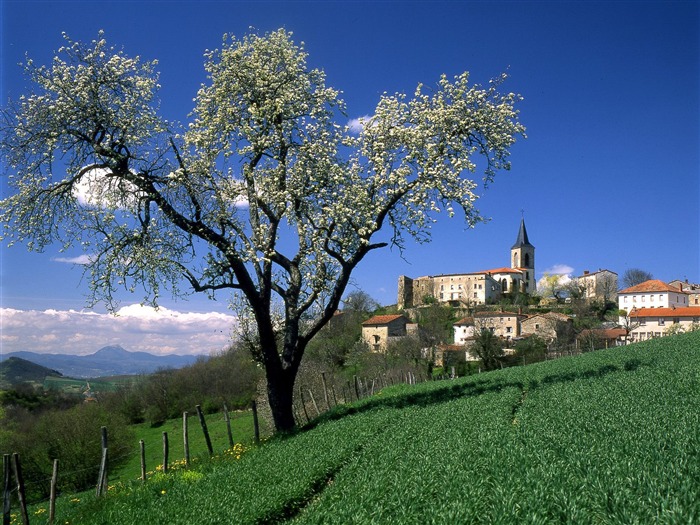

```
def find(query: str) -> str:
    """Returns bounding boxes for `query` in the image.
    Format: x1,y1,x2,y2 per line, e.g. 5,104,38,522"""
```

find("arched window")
524,253,530,267
513,254,519,267
501,278,508,292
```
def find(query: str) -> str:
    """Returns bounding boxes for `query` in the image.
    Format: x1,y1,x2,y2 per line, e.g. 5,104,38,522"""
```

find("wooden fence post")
183,412,190,467
49,458,58,525
96,426,108,497
162,432,169,474
196,405,214,456
3,454,11,525
321,372,330,410
308,389,320,418
299,388,310,424
223,403,234,448
11,453,29,525
330,382,338,407
251,400,260,444
140,440,146,482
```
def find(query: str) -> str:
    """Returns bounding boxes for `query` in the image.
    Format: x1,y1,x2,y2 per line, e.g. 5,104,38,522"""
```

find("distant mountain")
0,345,201,378
0,357,63,388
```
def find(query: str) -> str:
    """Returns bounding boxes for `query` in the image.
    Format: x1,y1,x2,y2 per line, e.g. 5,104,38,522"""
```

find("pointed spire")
512,218,533,249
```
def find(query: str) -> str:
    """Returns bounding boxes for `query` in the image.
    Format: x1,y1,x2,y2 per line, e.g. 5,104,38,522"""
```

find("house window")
473,292,477,298
651,295,654,302
673,318,679,324
479,284,483,289
535,323,540,330
642,296,645,302
624,296,628,303
658,318,665,326
439,293,444,299
450,285,454,290
506,327,512,333
640,319,646,326
633,296,637,302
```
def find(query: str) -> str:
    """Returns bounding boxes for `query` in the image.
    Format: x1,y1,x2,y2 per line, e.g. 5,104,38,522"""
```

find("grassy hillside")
35,331,700,524
0,357,62,388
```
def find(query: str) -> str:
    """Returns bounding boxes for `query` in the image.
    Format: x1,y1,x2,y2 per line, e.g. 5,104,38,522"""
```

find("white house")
453,317,476,344
618,279,688,318
627,307,700,342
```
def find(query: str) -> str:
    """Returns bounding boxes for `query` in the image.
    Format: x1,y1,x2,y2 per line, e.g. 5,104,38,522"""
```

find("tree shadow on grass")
303,358,645,432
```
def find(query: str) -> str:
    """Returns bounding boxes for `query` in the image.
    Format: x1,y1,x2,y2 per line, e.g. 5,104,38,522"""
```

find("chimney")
583,270,589,275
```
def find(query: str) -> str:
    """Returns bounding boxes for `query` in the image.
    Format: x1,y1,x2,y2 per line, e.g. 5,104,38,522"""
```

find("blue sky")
1,1,698,355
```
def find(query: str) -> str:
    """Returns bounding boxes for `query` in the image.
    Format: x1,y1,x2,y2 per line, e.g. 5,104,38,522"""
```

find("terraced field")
49,331,700,524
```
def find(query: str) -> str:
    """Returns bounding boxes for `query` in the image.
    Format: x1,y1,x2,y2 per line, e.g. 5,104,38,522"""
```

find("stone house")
574,269,618,303
472,311,526,341
669,279,700,307
520,312,573,343
361,314,418,352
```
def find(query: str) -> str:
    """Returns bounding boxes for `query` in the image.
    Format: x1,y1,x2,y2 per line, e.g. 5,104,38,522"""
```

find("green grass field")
20,331,700,524
111,409,258,483
43,375,140,394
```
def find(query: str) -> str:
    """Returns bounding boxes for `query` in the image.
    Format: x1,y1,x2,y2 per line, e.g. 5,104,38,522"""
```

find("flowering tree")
1,29,525,432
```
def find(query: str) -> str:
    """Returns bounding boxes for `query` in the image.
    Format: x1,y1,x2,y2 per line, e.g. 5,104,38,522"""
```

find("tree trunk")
266,365,297,433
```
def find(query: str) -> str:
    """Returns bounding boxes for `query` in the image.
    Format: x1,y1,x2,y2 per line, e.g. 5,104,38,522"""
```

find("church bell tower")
511,219,535,293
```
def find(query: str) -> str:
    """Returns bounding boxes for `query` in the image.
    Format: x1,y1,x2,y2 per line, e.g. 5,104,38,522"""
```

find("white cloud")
0,305,237,356
52,254,93,265
347,115,373,135
537,264,575,292
543,264,575,276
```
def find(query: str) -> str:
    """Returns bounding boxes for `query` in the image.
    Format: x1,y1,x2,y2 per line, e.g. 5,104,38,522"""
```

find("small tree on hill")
0,30,525,432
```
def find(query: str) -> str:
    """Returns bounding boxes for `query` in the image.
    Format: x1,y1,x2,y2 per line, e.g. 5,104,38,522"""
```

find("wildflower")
161,490,166,495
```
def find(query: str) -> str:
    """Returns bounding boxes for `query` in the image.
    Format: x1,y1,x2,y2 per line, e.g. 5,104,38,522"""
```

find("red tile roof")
629,307,700,318
481,267,524,274
578,328,627,339
454,317,474,325
361,314,406,326
619,279,687,295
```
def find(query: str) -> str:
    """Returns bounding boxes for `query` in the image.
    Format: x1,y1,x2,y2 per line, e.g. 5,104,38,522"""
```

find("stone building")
398,219,536,309
361,314,418,352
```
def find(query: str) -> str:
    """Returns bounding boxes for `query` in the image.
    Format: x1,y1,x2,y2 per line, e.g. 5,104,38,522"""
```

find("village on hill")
359,219,700,368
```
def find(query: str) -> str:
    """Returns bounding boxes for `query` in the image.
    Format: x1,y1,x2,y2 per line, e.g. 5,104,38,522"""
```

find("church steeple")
512,218,533,250
510,218,535,293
